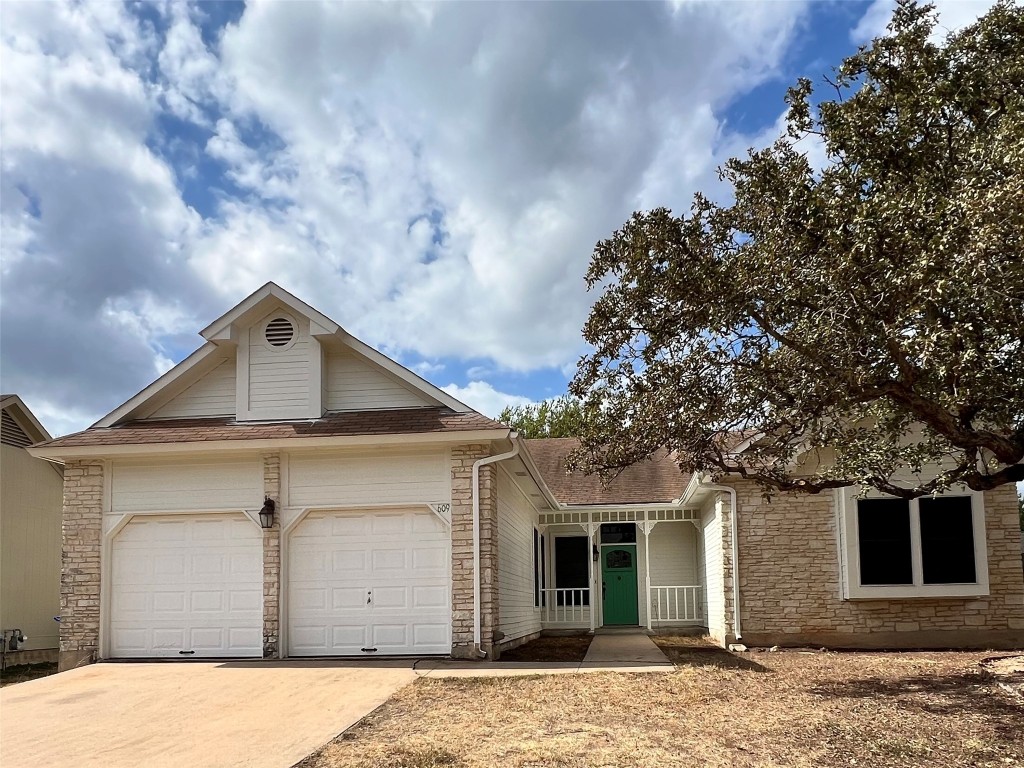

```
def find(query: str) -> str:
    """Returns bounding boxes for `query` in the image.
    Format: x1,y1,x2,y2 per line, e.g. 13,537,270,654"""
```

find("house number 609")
435,503,451,514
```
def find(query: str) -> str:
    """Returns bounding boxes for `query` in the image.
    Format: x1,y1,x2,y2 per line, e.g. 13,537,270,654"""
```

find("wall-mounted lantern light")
259,497,276,529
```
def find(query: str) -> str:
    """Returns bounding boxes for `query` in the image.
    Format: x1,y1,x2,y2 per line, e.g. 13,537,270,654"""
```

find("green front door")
602,545,639,625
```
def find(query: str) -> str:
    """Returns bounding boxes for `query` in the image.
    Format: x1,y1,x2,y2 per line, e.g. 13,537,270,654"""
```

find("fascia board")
200,282,340,341
27,428,510,460
91,344,222,428
1,395,52,442
338,331,473,413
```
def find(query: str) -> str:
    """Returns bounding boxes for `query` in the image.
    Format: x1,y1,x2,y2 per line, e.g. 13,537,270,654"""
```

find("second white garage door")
288,509,450,656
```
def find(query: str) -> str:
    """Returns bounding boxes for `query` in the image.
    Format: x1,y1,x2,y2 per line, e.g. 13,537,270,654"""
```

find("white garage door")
110,514,263,658
288,509,450,656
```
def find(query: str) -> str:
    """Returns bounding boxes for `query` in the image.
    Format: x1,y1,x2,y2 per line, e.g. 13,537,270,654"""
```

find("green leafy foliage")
498,396,587,439
570,1,1024,498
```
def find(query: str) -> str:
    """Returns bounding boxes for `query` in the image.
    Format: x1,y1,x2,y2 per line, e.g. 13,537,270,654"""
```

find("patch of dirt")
302,650,1024,768
499,635,592,663
982,654,1024,701
0,662,57,687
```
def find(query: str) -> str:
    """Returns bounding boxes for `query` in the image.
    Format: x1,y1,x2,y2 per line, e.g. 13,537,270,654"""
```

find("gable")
93,282,473,428
324,347,433,411
146,358,237,419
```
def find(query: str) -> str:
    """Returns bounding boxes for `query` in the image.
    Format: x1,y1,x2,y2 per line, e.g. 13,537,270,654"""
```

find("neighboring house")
1,395,63,663
29,284,1024,670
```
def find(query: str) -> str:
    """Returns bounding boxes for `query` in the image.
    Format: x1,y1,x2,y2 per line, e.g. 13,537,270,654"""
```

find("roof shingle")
35,408,506,449
525,437,690,505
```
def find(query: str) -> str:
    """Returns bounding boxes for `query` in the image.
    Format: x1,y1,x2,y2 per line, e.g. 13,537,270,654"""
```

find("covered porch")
536,507,706,632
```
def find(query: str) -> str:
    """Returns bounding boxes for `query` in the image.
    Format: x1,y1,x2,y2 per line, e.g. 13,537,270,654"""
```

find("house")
1,395,63,664
29,284,1024,670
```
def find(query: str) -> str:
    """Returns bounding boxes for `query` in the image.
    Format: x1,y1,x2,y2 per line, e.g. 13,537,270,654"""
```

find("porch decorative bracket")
637,520,659,536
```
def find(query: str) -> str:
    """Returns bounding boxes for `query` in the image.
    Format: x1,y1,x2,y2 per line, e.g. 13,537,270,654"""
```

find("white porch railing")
650,585,703,623
540,588,590,624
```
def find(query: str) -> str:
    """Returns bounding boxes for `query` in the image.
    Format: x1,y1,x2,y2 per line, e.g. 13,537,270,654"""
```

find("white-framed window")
837,486,989,599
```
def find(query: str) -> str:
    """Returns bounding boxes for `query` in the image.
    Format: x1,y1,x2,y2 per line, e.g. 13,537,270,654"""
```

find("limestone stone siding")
725,480,1024,649
59,460,103,671
450,444,500,659
262,453,281,658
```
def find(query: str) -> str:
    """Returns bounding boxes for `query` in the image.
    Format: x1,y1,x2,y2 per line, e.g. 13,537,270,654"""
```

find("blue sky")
0,0,997,437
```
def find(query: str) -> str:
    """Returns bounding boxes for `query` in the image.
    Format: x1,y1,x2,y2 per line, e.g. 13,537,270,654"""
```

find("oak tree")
570,1,1024,498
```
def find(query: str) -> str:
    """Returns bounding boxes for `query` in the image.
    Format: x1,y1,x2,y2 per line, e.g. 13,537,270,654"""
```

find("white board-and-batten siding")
109,458,262,514
323,348,430,411
286,449,450,510
496,468,541,643
149,359,237,419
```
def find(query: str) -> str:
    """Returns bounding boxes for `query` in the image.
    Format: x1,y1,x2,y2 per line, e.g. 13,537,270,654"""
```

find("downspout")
471,433,520,657
698,482,741,642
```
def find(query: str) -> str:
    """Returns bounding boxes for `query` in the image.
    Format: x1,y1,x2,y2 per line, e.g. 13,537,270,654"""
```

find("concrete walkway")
417,632,674,678
583,631,674,666
0,660,415,768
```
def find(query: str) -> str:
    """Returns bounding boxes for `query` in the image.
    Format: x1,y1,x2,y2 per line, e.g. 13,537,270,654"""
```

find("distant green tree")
498,396,587,439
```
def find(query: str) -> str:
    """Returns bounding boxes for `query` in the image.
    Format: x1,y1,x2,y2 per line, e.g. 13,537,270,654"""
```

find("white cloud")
1,0,814,433
852,0,997,44
441,381,534,419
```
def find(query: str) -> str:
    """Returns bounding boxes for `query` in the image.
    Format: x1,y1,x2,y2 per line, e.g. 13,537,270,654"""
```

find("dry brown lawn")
301,639,1024,768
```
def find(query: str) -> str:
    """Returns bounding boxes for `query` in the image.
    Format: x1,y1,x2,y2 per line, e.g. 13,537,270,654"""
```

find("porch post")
640,519,655,631
587,521,598,632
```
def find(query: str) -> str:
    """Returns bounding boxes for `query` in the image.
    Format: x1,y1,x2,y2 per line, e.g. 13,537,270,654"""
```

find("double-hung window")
839,488,989,599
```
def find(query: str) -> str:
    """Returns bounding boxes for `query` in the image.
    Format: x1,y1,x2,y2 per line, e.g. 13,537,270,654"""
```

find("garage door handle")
367,590,372,604
361,647,378,653
178,650,195,655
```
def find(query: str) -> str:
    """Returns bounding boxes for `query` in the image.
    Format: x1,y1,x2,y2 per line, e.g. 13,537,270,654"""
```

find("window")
857,499,913,585
554,536,590,606
533,529,545,607
600,524,636,544
919,496,976,584
840,488,989,599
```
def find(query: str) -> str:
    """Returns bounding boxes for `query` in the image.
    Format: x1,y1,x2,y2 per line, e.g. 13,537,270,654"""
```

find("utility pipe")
471,434,520,657
699,482,741,642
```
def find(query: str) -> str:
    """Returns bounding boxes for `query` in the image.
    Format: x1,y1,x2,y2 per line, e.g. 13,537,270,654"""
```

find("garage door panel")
331,626,366,648
372,549,408,571
412,547,447,570
371,586,408,609
332,587,367,610
289,509,449,656
413,624,448,646
413,585,448,608
333,550,367,573
111,514,262,658
152,592,187,614
371,514,408,535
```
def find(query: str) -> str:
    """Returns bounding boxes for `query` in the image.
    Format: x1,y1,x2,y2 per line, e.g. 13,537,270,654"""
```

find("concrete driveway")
0,660,416,768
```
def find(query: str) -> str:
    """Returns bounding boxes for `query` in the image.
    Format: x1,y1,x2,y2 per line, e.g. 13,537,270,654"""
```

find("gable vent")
265,317,295,347
1,410,33,448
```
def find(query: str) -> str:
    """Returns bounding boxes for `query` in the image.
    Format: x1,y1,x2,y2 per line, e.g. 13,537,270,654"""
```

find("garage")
109,514,263,658
288,508,450,656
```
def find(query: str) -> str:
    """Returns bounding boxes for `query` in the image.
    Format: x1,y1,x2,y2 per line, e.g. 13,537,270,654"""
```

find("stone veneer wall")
450,444,500,659
724,480,1024,649
262,452,281,658
58,460,104,671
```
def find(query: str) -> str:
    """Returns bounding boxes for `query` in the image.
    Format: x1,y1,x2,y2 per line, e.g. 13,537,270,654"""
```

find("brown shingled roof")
36,408,506,449
525,437,690,505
